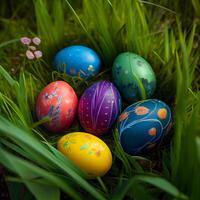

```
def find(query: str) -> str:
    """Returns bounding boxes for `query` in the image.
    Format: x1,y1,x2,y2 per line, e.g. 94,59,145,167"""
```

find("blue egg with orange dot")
116,99,172,155
53,45,101,79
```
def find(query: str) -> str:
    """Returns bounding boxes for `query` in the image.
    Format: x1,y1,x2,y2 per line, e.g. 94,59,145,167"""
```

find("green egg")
112,52,156,103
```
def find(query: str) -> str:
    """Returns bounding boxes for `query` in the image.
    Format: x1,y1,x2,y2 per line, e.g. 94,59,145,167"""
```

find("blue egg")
117,99,172,155
53,45,101,79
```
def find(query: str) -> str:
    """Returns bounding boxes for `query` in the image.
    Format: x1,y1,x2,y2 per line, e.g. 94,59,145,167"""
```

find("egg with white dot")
117,99,172,155
53,45,101,79
78,80,122,136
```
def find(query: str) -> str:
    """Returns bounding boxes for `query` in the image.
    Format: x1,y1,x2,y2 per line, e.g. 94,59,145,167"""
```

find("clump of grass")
171,21,200,199
33,0,65,59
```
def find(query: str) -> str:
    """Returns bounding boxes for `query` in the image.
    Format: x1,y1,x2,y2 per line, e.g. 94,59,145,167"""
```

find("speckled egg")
112,52,156,103
53,45,101,79
117,99,172,155
36,81,78,132
57,132,112,178
78,80,121,136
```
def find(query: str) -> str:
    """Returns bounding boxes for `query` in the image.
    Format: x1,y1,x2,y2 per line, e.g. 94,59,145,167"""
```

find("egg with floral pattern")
53,45,101,79
57,132,112,178
36,81,78,132
78,80,121,136
117,99,172,155
112,52,156,103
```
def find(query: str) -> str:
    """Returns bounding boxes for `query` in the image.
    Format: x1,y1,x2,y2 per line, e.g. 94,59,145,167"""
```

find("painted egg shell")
53,45,101,79
57,132,112,178
117,99,172,155
112,52,156,103
78,80,122,136
36,81,78,132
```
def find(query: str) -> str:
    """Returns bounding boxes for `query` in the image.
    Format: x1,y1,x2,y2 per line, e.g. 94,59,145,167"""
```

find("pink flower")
34,50,42,59
20,37,31,45
21,36,42,60
32,37,41,45
26,50,35,60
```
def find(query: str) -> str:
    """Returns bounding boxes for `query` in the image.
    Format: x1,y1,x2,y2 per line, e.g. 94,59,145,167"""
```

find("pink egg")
36,81,78,132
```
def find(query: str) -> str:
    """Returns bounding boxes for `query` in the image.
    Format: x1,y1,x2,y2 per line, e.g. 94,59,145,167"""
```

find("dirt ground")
0,167,10,200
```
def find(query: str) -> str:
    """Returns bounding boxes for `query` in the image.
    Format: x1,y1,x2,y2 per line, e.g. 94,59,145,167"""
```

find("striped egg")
78,80,121,136
36,81,78,132
117,99,172,155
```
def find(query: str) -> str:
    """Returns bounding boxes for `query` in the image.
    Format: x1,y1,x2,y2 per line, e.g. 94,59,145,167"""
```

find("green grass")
0,0,200,199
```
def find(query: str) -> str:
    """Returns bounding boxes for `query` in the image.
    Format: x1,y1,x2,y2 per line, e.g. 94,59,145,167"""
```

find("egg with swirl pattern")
117,99,172,155
78,80,122,136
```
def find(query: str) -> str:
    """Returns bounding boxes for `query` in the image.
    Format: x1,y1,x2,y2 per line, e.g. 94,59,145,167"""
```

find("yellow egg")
57,132,112,178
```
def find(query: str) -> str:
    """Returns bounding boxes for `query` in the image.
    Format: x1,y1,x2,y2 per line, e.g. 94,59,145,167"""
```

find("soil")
0,167,10,200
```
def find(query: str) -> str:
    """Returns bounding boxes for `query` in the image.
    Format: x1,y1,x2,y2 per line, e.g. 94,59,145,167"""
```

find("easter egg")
117,99,172,155
112,52,156,103
53,45,101,79
57,132,112,178
36,81,78,132
78,80,121,136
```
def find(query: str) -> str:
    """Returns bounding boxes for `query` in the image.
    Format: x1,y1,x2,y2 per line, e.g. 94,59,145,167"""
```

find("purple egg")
78,80,122,136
